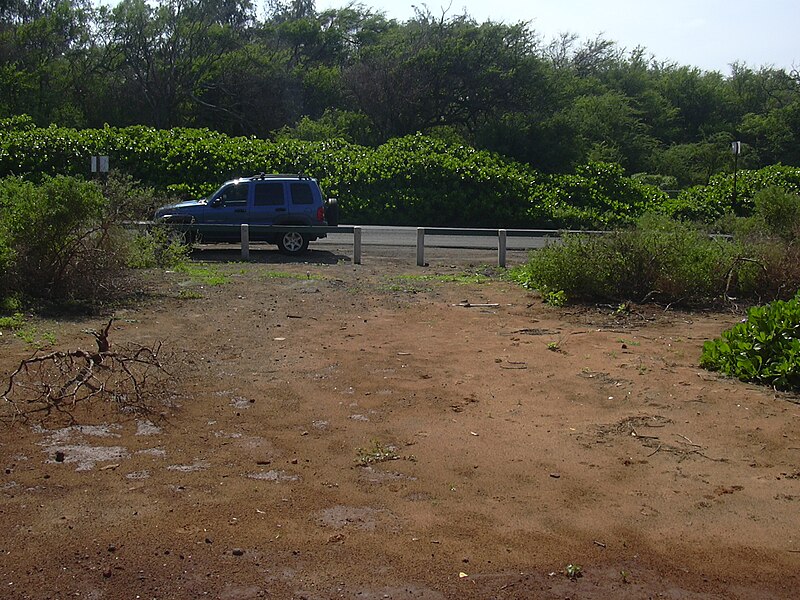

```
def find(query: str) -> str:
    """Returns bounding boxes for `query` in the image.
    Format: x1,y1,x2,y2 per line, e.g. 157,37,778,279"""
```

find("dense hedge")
3,118,800,228
0,119,658,227
661,165,800,222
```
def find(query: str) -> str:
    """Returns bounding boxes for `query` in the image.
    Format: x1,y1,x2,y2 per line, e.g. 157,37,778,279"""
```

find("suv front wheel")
278,231,309,254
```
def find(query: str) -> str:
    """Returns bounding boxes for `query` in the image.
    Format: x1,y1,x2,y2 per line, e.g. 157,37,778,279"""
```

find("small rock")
55,451,65,463
205,537,213,544
232,548,244,556
549,472,561,479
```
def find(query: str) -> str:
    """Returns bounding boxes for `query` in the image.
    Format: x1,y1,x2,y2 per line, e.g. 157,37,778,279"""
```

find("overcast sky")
316,0,799,74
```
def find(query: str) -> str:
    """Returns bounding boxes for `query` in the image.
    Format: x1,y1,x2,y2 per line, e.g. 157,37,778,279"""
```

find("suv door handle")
234,208,246,213
275,208,287,212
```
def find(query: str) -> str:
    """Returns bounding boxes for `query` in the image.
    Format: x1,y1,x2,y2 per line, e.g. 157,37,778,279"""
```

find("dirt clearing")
1,246,799,599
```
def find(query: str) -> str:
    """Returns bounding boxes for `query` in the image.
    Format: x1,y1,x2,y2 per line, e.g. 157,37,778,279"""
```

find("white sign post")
90,156,109,173
731,141,741,207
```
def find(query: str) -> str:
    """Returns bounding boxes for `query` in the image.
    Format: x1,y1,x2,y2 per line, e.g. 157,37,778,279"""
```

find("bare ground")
1,246,799,599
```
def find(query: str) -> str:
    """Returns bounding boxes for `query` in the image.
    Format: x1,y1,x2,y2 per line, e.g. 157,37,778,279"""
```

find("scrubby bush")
125,226,190,269
752,186,800,242
510,214,760,305
0,175,112,301
0,174,184,307
708,187,800,300
701,292,800,391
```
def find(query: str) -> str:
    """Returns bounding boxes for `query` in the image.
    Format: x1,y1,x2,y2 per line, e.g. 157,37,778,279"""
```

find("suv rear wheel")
278,231,309,254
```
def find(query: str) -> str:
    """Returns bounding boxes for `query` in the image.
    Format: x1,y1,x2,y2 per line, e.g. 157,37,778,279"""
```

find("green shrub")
0,176,108,299
541,162,667,228
511,214,753,305
701,292,800,391
125,226,190,269
752,186,800,242
663,165,800,222
0,122,671,229
0,175,155,305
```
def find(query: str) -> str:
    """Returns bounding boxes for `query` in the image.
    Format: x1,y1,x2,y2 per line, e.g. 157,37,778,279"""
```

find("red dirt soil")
1,248,799,599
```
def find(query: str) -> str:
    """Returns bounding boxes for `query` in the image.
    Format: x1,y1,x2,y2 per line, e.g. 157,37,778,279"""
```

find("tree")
344,10,542,139
0,0,97,125
100,0,248,128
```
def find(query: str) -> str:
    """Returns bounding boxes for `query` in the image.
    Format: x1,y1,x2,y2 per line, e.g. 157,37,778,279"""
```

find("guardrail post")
416,228,425,266
498,229,507,268
241,224,249,259
353,226,362,265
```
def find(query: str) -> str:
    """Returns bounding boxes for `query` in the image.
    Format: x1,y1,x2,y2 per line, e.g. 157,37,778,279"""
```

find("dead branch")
725,257,768,302
2,320,175,425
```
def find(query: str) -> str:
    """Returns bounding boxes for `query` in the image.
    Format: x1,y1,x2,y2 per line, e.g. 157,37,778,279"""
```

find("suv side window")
290,183,314,205
254,182,285,206
216,183,248,206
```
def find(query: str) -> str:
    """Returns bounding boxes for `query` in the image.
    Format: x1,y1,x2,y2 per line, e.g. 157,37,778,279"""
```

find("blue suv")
154,174,338,254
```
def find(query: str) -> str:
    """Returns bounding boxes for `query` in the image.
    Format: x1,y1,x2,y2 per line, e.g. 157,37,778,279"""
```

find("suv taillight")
317,206,325,223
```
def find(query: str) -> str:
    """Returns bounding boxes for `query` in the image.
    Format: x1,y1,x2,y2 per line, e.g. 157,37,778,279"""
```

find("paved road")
191,225,561,267
313,225,557,250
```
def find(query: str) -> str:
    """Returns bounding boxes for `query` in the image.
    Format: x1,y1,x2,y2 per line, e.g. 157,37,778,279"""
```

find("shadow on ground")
190,245,351,265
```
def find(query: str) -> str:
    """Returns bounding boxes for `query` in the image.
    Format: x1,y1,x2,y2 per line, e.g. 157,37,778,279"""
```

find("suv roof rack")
250,173,312,181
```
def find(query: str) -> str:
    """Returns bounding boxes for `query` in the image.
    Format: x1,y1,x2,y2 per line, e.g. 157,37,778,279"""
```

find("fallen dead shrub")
1,319,177,425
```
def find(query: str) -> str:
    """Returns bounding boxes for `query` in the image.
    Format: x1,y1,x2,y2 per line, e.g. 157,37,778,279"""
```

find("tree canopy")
1,0,798,183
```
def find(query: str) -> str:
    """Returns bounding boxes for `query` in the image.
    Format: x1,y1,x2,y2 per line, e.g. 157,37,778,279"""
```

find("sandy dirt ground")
1,244,799,599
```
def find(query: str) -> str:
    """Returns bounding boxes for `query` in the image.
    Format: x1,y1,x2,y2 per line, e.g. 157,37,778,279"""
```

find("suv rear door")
288,181,320,223
250,181,288,224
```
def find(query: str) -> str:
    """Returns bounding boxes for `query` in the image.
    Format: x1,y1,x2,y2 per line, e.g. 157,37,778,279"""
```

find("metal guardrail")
129,222,735,268
415,227,608,267
128,222,614,267
419,227,606,237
